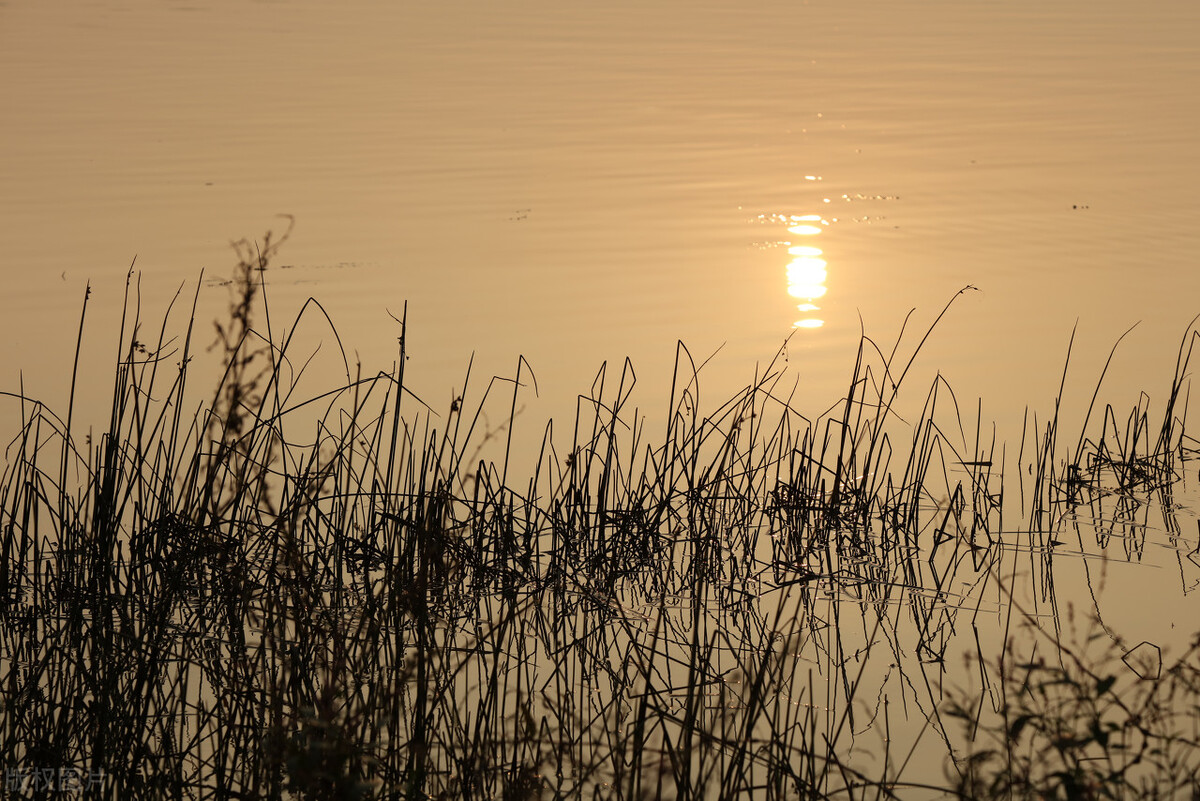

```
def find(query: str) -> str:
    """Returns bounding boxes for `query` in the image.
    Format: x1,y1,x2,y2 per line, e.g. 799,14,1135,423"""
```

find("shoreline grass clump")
945,601,1200,799
2,231,1200,799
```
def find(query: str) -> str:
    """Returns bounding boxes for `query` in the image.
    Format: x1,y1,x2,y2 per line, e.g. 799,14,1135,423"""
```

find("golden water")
2,0,1200,791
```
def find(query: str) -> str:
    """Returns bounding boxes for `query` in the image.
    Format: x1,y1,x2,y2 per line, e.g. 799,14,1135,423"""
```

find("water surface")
2,2,1200,791
2,0,1198,437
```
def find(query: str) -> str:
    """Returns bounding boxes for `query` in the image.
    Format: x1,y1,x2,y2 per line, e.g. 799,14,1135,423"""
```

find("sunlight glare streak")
787,257,827,277
777,210,832,330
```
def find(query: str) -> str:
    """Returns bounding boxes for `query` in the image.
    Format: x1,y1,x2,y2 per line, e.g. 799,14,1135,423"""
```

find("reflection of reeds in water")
2,231,1200,799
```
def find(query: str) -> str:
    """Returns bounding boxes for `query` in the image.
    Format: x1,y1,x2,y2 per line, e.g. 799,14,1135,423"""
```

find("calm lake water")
3,1,1200,792
3,0,1199,437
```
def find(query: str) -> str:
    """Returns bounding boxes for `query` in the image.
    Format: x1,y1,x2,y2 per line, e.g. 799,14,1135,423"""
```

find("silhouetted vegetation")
3,230,1199,799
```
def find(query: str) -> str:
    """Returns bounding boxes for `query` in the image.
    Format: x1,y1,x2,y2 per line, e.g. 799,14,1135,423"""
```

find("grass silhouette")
2,229,1199,799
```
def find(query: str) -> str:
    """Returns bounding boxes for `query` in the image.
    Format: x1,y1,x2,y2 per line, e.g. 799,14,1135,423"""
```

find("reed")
945,599,1200,799
2,231,1198,799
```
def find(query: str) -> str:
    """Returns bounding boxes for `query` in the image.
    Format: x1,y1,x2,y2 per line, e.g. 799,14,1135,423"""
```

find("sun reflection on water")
785,215,829,329
753,210,833,329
